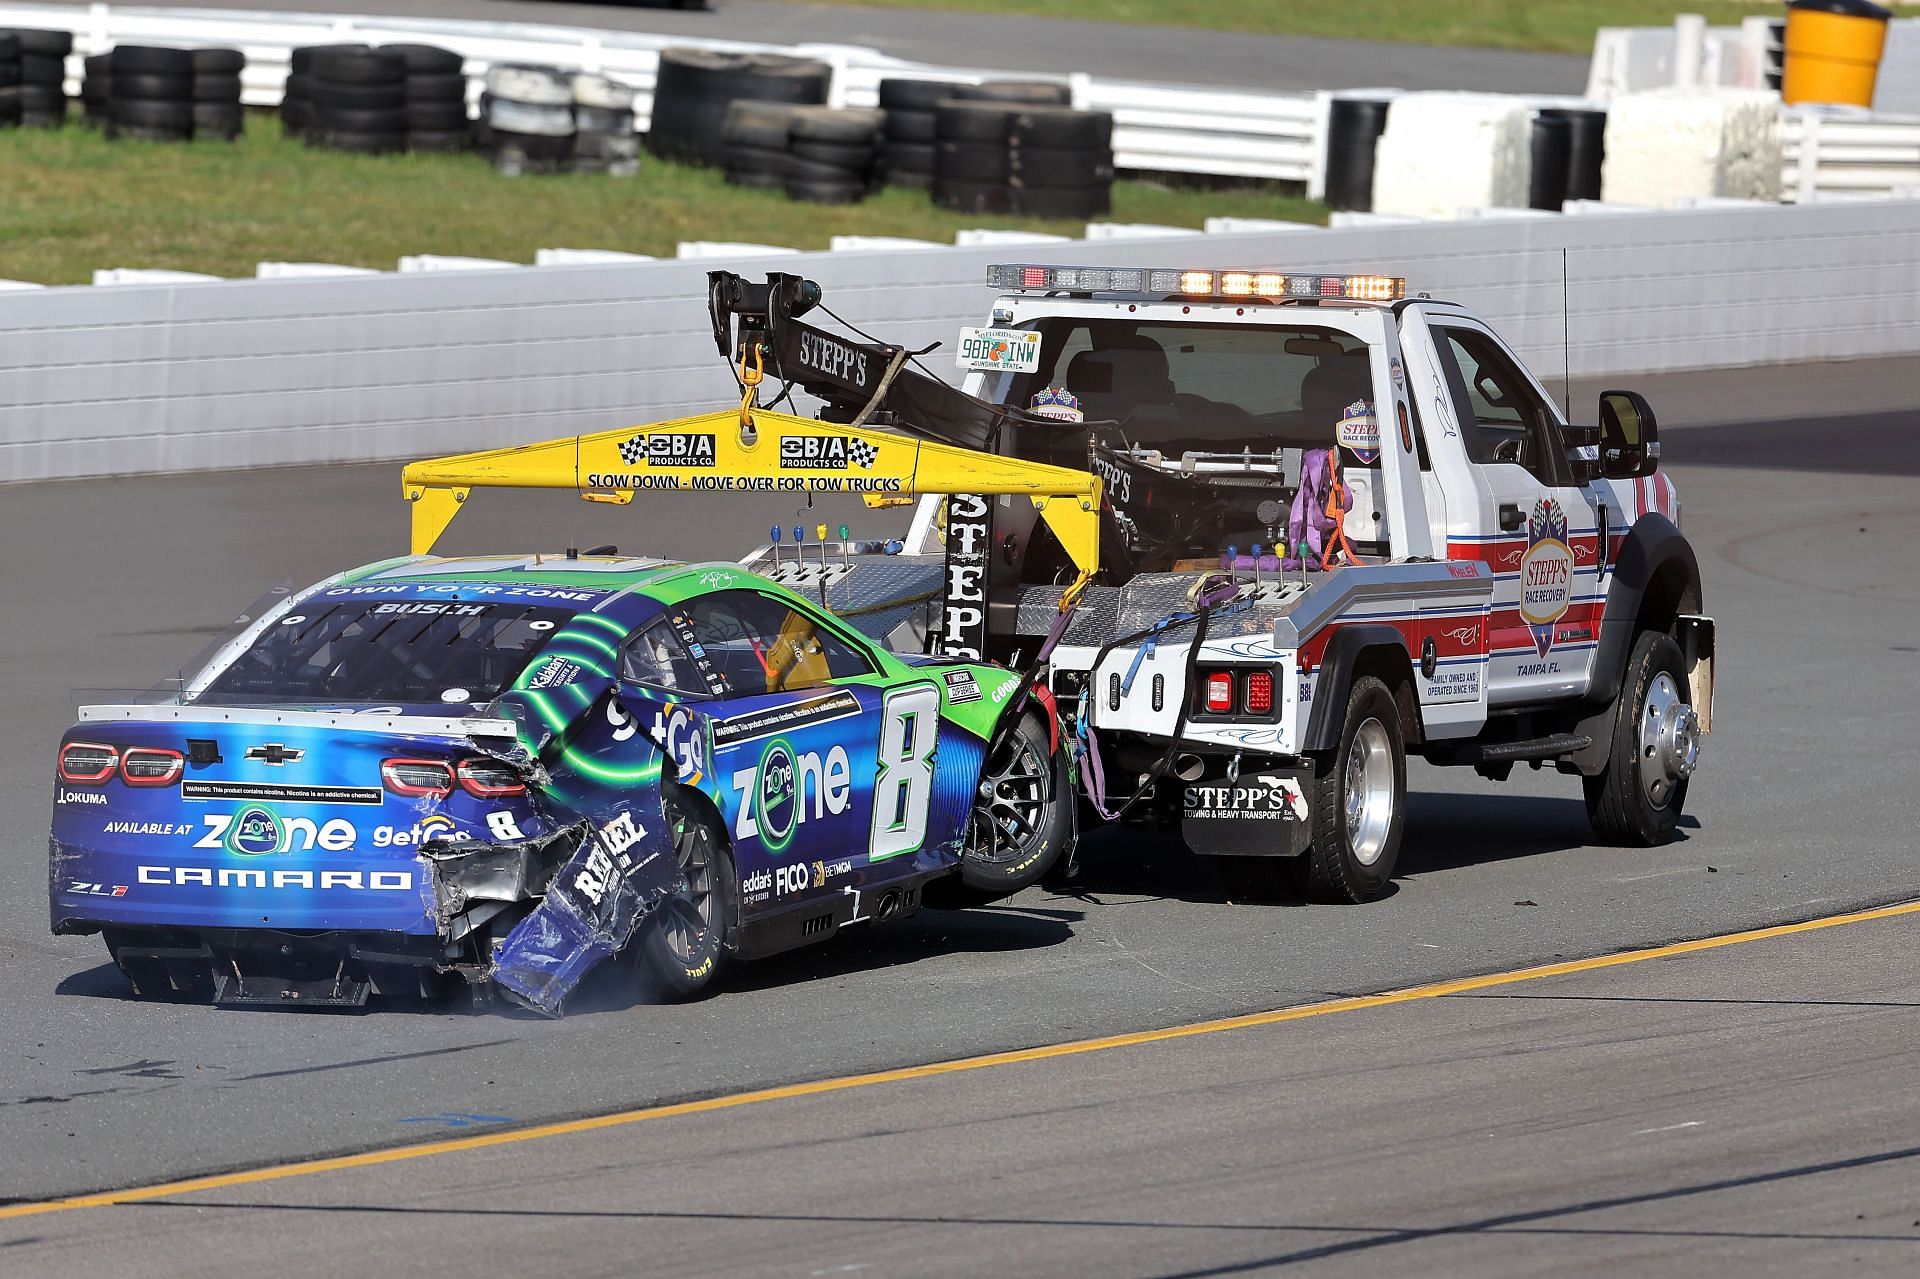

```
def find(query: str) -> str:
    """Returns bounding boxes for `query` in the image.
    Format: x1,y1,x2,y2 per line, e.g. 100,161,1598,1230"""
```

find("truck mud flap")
1180,770,1313,858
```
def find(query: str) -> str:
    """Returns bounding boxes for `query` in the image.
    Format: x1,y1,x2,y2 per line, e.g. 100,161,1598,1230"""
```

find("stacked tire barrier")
394,44,467,154
191,48,244,142
305,45,407,154
483,63,573,174
570,73,639,175
875,77,957,189
930,86,1113,218
722,102,881,202
106,46,196,142
721,98,794,190
1,27,72,129
80,52,107,126
647,47,828,167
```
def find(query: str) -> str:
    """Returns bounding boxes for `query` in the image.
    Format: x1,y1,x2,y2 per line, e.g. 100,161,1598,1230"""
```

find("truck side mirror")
1598,389,1659,479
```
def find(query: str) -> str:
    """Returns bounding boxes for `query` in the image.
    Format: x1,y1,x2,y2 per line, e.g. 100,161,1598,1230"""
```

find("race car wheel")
957,711,1070,898
1585,630,1698,846
1306,675,1405,903
632,786,731,1000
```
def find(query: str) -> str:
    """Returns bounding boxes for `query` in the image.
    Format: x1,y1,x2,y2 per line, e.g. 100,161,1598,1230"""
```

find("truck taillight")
457,757,526,798
1245,671,1274,714
382,758,454,797
120,747,184,787
58,742,119,784
1204,672,1234,713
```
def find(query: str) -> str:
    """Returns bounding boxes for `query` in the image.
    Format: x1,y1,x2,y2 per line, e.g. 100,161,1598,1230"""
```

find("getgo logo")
226,806,282,856
753,740,799,854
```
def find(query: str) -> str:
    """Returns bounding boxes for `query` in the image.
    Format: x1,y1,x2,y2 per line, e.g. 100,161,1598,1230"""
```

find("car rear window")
198,599,576,705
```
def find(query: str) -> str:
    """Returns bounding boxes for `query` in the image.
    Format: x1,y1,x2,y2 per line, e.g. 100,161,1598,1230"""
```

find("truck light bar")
987,264,1406,302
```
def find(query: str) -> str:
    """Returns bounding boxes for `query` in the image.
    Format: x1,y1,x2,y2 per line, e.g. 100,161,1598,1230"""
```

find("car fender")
1301,624,1414,754
1587,513,1700,708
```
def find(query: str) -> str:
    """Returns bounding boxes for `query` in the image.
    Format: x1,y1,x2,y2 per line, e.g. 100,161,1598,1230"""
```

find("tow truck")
407,265,1714,904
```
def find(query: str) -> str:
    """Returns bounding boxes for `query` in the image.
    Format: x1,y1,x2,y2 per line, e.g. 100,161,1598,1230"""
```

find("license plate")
955,327,1041,373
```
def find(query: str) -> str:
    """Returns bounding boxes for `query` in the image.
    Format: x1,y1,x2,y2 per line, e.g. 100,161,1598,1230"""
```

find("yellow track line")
6,897,1917,1224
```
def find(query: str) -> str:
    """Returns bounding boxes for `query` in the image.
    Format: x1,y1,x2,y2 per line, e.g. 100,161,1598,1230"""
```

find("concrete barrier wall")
4,198,1917,482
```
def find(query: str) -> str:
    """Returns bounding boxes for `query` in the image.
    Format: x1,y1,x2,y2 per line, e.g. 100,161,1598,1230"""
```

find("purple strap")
1285,448,1336,572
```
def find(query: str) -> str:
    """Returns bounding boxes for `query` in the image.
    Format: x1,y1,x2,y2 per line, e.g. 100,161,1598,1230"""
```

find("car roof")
336,553,687,594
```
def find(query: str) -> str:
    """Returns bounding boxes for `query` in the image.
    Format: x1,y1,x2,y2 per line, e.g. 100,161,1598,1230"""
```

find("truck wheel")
957,712,1070,897
1584,631,1700,846
1306,675,1406,903
631,786,731,1000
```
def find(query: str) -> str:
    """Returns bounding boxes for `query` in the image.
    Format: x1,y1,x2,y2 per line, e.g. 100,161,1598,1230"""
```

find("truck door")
1423,317,1601,705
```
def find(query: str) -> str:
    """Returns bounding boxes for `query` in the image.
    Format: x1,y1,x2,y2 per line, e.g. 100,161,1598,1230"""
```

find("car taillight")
382,758,454,796
1244,670,1274,714
1203,672,1234,713
58,741,119,784
457,757,526,797
120,747,184,787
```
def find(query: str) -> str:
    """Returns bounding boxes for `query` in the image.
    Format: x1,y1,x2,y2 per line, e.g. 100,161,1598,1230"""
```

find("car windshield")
1001,319,1375,461
196,598,576,706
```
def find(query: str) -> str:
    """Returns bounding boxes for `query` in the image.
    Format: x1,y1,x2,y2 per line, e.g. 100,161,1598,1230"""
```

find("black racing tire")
111,73,192,101
1011,106,1113,149
191,47,244,75
884,106,935,144
791,138,872,171
1584,631,1695,846
885,166,933,190
309,46,404,85
406,98,467,130
958,80,1072,106
311,78,404,110
6,27,73,57
312,104,407,134
382,43,463,75
883,140,934,175
110,45,193,77
935,139,1008,182
108,97,192,130
935,99,1015,143
878,77,967,112
22,103,68,129
721,98,798,148
955,711,1071,898
405,71,466,101
933,177,1011,213
82,78,110,105
191,73,242,102
0,64,18,91
1012,183,1112,219
407,127,471,152
724,143,792,177
785,177,868,204
490,127,571,160
282,73,310,103
20,53,65,85
785,153,868,183
192,101,243,139
312,127,406,154
83,52,110,77
725,167,786,190
631,786,732,1001
289,43,367,76
1009,145,1114,187
20,83,65,110
0,90,18,126
0,34,14,62
1305,675,1406,903
656,46,829,105
279,99,312,133
789,104,882,143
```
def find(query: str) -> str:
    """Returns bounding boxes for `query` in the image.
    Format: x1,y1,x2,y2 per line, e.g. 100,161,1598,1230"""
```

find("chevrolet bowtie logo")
244,743,304,766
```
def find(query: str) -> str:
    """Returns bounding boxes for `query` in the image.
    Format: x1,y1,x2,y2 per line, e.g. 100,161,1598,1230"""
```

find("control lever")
1498,503,1524,532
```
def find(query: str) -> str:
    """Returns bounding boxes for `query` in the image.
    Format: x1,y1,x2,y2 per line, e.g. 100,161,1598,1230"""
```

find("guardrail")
0,1,1321,183
1784,108,1920,202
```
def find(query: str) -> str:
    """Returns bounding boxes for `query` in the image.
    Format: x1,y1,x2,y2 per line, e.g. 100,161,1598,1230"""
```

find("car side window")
1433,326,1571,488
680,591,874,695
618,620,709,697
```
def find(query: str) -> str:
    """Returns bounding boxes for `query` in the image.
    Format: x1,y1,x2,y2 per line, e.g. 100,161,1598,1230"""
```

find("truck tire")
631,786,731,1000
1306,675,1405,902
1584,630,1699,846
956,711,1071,898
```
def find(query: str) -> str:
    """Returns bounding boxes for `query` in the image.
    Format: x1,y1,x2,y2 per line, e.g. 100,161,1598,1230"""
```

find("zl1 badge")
956,327,1041,374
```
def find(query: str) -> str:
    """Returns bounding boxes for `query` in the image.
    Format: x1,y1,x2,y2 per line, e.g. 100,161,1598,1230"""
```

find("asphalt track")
0,355,1916,1263
150,0,1592,93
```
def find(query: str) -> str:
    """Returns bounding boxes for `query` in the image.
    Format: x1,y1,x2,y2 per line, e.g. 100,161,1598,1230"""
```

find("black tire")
7,27,73,57
725,167,785,190
107,97,192,130
1584,631,1697,846
0,34,14,62
283,72,311,103
721,98,798,148
724,143,792,177
105,120,190,142
785,177,867,204
312,104,407,133
490,127,571,160
82,78,110,105
308,46,404,85
22,102,67,129
785,153,868,183
1009,145,1113,187
935,99,1015,143
280,99,312,133
192,101,243,139
407,127,471,152
656,46,828,104
956,711,1071,897
20,53,65,85
885,165,932,190
933,177,1011,213
311,78,404,109
631,787,731,1000
406,97,467,130
573,105,633,135
958,80,1072,106
936,140,1008,182
191,73,242,102
884,107,935,143
878,77,966,112
1305,675,1406,903
83,52,109,77
405,71,465,100
382,43,463,74
289,44,366,76
1011,106,1112,149
111,73,191,101
883,140,934,175
0,63,19,92
791,138,872,170
311,127,405,154
789,105,882,143
1012,184,1112,219
20,83,64,111
191,47,243,75
110,45,193,77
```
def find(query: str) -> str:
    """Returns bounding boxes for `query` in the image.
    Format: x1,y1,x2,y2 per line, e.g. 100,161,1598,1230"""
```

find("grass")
0,119,1326,287
789,1,1786,55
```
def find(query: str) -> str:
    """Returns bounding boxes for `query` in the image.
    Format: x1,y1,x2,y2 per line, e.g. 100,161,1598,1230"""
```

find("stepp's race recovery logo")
226,805,282,855
1519,498,1574,658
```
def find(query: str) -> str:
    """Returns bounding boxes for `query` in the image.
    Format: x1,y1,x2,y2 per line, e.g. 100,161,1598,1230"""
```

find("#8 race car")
50,555,1071,1013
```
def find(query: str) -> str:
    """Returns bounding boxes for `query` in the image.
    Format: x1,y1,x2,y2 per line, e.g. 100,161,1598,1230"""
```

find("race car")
49,554,1071,1013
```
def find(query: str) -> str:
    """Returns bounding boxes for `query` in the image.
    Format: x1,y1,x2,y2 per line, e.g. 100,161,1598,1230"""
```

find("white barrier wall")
3,199,1918,482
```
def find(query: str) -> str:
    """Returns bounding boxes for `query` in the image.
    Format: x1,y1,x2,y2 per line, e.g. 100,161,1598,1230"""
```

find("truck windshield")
1001,320,1375,461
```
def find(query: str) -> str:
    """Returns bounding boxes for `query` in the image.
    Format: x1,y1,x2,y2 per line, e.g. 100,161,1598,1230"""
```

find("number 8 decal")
870,683,940,860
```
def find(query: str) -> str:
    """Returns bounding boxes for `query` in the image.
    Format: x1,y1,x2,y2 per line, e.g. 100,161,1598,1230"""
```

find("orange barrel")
1782,0,1892,108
